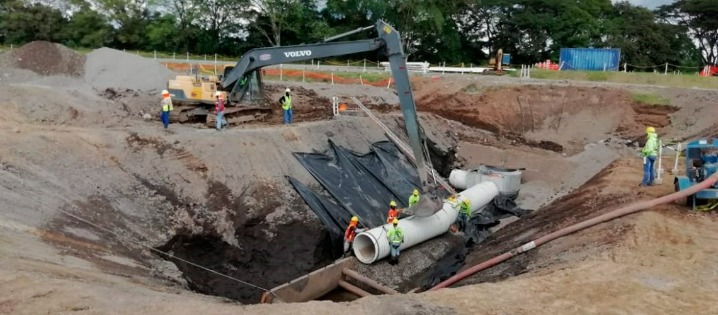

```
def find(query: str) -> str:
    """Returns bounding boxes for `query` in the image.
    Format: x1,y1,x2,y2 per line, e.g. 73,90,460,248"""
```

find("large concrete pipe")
449,165,522,196
352,181,499,264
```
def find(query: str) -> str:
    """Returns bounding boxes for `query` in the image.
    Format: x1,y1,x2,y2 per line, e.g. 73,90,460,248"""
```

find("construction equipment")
166,64,271,126
221,20,434,192
482,49,510,75
674,139,718,210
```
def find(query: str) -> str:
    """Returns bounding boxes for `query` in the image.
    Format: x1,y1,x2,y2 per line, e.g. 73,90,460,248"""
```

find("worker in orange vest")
343,216,365,254
386,201,402,224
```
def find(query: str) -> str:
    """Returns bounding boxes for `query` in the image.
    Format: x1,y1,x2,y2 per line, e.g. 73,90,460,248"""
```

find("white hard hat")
285,88,291,93
215,91,222,97
161,89,169,95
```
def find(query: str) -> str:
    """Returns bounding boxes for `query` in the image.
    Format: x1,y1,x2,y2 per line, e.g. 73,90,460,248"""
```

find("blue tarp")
559,48,621,71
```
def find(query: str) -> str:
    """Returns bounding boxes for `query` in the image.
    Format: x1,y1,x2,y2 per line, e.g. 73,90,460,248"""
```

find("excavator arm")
221,20,430,187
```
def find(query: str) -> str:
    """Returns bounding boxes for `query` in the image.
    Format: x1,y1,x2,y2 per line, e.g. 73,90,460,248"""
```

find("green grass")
632,92,672,106
511,68,718,89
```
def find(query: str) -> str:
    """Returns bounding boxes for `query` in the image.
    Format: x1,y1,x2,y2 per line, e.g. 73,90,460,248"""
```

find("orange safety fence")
160,62,395,87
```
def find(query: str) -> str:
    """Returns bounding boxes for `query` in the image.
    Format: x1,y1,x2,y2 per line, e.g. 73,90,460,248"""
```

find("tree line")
0,0,716,68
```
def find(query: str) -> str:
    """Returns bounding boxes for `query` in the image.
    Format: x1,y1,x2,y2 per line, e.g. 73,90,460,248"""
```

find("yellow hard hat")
351,216,358,222
389,201,397,207
646,126,655,134
462,199,470,205
392,218,399,225
412,189,419,196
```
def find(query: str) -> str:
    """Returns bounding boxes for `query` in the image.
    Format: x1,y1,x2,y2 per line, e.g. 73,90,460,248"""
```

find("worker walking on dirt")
343,216,365,255
279,88,293,125
160,90,173,128
408,189,420,207
640,126,659,187
456,198,471,232
214,92,226,130
387,218,404,264
386,201,401,223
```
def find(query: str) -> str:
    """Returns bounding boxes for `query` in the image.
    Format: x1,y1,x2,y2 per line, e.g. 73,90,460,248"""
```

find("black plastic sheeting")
289,139,531,260
288,139,422,257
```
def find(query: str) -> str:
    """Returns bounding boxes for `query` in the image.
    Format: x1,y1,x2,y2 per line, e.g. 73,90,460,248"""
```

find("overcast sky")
617,0,676,9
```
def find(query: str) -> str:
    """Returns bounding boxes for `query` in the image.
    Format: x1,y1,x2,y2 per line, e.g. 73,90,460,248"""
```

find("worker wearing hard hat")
279,88,293,125
214,91,226,130
456,198,471,232
408,189,420,207
386,201,402,223
160,90,173,128
640,126,659,187
386,218,404,264
343,216,365,255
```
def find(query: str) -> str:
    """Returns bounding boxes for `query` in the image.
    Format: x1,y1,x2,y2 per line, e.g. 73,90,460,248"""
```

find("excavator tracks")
205,106,272,127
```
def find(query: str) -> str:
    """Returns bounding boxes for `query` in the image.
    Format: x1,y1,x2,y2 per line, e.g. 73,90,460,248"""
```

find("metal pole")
214,54,217,75
331,72,334,85
656,140,664,184
386,77,391,88
665,63,668,75
186,51,189,62
363,59,366,73
280,64,283,81
173,52,176,60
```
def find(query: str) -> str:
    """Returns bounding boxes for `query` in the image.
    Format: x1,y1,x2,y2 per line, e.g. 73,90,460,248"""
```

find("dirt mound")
84,48,174,92
417,84,678,154
1,41,85,77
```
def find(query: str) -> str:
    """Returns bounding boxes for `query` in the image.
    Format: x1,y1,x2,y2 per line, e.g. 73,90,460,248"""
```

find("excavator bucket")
402,194,444,217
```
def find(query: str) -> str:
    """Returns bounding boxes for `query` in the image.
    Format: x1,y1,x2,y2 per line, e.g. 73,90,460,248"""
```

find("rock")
143,113,152,120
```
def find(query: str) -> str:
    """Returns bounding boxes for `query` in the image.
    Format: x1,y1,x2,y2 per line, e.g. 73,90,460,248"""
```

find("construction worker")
214,91,226,131
387,218,404,264
640,126,659,187
279,88,293,125
408,189,420,207
456,198,471,232
343,216,365,254
160,90,173,128
386,200,401,223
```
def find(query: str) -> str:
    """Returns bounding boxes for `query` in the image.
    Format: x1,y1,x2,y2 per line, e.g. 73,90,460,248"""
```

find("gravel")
7,41,85,77
84,48,174,93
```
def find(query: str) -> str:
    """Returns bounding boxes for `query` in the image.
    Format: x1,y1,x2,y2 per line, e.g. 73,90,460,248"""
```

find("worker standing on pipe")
386,201,402,223
640,126,659,187
457,199,471,232
387,218,404,264
408,189,420,207
343,216,365,255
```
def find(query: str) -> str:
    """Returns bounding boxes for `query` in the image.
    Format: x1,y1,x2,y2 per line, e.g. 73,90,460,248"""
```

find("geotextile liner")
289,139,531,258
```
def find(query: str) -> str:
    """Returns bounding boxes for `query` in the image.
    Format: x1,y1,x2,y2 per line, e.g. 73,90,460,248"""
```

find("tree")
0,1,68,44
605,2,700,70
247,0,305,46
659,0,718,65
63,4,113,48
192,0,247,52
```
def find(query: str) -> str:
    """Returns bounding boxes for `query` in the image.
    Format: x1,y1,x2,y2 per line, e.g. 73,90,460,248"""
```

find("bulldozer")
166,64,271,126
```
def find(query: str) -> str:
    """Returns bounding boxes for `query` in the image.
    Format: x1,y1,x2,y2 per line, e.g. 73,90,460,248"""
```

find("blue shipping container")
559,48,621,71
502,54,511,65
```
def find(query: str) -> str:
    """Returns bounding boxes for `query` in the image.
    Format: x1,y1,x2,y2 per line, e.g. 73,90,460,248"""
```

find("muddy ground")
3,42,718,314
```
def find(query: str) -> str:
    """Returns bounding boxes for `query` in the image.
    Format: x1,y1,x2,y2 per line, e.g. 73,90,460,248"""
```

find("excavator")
217,20,443,209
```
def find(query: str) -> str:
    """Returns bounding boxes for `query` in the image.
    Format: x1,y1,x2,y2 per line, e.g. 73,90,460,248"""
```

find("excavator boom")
221,20,429,187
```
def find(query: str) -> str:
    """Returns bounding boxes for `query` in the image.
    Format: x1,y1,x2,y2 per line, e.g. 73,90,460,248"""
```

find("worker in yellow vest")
408,189,420,207
279,88,293,125
160,90,173,128
387,218,404,264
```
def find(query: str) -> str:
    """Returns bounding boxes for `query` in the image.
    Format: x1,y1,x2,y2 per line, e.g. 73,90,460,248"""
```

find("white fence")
379,62,430,73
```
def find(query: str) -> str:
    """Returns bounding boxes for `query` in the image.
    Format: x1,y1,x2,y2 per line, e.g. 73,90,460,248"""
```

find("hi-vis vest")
387,227,404,245
161,97,173,112
282,96,292,110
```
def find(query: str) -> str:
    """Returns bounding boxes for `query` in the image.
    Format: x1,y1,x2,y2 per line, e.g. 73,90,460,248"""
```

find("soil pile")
84,48,174,92
0,41,85,77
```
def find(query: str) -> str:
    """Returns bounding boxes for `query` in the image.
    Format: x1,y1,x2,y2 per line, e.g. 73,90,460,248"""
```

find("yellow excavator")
482,48,510,75
166,64,270,126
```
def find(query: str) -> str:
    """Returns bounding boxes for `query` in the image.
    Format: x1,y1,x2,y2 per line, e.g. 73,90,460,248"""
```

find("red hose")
430,172,718,291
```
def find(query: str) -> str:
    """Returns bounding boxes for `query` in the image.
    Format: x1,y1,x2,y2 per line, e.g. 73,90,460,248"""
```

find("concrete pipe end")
353,233,379,264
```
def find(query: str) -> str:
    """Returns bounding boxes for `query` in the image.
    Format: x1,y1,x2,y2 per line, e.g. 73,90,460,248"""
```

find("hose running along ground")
430,172,718,290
